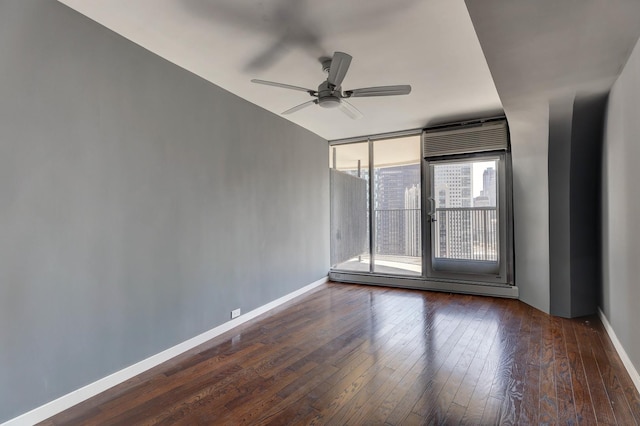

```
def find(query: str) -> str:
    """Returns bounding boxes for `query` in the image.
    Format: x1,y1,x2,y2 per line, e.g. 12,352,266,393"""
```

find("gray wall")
0,1,329,421
506,104,551,313
602,36,640,377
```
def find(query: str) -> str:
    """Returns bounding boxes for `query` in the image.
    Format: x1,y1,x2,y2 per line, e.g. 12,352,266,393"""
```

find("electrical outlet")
231,308,241,319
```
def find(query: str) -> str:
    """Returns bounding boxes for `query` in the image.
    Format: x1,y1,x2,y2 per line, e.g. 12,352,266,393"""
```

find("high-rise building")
433,164,473,208
482,167,497,206
374,164,420,256
433,163,473,258
473,195,490,207
471,166,498,260
404,184,421,257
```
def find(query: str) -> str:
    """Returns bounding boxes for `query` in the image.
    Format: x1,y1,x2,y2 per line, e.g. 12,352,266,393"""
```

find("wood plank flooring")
42,283,640,425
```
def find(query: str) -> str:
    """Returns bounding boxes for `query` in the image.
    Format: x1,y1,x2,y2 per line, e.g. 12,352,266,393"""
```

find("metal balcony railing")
373,207,498,262
374,209,421,257
343,207,497,273
433,207,498,261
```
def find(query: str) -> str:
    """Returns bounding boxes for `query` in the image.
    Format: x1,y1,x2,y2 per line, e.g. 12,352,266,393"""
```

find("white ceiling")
56,0,503,141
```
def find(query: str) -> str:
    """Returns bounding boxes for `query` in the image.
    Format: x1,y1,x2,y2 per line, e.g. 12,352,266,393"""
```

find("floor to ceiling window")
330,119,514,292
372,136,422,276
330,135,422,277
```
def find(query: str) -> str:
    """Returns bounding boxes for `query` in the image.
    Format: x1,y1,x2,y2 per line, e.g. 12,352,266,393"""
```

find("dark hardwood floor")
42,282,640,425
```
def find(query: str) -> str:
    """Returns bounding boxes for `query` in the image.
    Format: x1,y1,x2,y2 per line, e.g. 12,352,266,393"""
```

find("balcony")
332,207,498,276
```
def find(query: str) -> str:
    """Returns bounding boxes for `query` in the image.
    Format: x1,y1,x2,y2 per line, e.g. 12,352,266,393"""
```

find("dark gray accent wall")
548,94,606,318
569,93,606,317
602,36,640,378
0,1,328,421
548,98,574,317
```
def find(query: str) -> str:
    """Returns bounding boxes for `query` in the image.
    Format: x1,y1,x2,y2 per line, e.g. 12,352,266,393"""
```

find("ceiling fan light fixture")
318,96,341,108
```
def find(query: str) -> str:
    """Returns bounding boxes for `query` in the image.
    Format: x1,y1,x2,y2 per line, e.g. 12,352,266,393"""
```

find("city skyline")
333,159,498,264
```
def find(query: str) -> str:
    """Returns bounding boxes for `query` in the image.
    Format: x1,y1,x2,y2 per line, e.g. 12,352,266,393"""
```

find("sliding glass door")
425,153,511,284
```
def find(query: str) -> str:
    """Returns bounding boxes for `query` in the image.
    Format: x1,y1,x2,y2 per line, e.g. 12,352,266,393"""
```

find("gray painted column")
548,94,607,318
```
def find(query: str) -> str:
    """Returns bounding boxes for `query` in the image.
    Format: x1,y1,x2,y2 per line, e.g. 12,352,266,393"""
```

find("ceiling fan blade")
251,79,315,94
327,52,352,87
245,37,288,72
338,100,363,120
345,85,412,97
282,100,317,115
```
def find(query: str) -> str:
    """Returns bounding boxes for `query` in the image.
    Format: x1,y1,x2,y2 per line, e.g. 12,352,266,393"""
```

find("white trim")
598,307,640,393
329,272,519,299
2,276,328,426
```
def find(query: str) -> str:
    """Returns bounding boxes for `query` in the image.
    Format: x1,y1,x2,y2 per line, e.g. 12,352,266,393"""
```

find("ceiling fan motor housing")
317,81,341,108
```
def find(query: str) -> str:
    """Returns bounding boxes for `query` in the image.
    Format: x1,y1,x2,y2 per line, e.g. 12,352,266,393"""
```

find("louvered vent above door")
423,120,508,159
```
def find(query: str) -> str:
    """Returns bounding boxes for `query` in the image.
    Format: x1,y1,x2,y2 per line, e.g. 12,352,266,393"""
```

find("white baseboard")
2,276,328,426
597,307,640,393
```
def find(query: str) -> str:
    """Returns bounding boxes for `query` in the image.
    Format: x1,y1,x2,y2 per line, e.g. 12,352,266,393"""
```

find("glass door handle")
427,197,437,222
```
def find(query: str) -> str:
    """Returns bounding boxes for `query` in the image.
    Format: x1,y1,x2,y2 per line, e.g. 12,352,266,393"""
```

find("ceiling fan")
251,51,411,119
